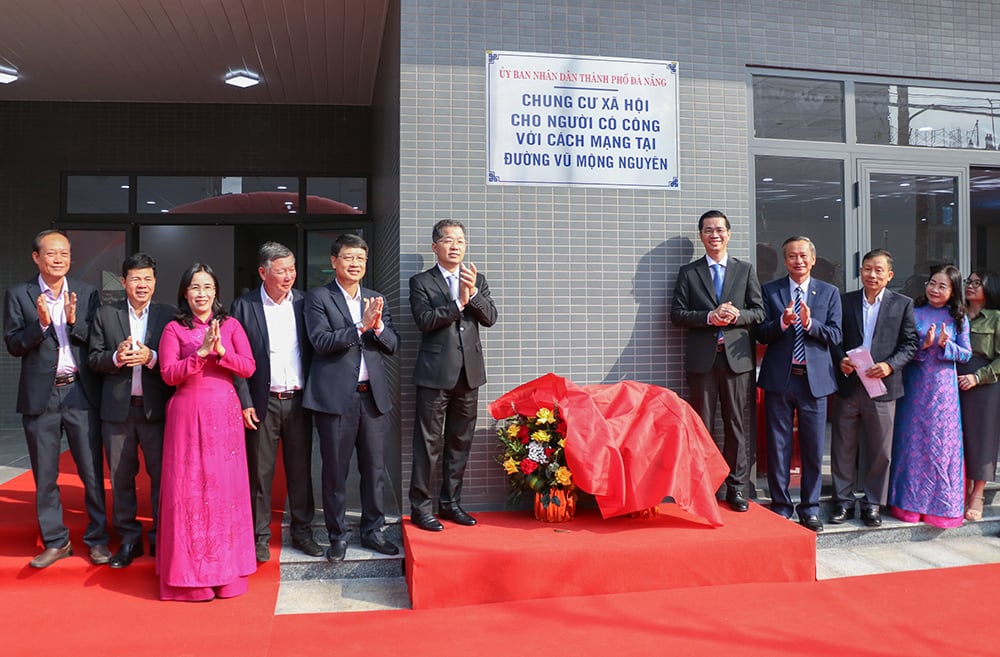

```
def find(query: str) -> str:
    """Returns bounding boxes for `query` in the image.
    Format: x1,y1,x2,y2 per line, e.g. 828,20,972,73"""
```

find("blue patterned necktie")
711,263,723,300
793,286,806,363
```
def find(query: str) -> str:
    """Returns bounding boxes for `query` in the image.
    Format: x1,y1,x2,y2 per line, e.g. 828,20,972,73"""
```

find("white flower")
527,441,549,464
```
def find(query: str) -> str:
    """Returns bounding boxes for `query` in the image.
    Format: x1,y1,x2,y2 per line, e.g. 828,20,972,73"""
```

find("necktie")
711,263,723,300
448,274,459,301
711,264,724,343
793,286,806,363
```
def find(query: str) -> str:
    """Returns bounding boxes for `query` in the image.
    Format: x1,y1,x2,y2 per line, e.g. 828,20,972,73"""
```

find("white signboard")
486,51,679,189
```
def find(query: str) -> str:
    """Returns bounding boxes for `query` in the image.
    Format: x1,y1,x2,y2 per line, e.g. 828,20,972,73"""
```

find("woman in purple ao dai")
889,264,971,528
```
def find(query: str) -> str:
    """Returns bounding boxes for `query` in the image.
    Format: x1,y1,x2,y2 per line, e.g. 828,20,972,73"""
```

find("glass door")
856,161,969,298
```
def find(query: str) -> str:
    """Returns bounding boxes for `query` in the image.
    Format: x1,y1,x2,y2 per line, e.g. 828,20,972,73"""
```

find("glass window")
867,172,960,299
305,228,366,289
65,229,128,303
136,176,300,214
752,76,845,142
307,177,367,213
66,176,130,214
755,155,846,290
857,83,1000,150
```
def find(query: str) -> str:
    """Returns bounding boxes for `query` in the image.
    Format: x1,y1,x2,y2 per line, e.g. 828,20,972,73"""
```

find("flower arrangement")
496,404,573,509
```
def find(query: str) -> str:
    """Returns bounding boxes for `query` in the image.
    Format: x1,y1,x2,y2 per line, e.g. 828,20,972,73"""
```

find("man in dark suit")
408,219,498,532
303,234,400,561
757,236,842,532
671,210,765,512
3,229,109,567
829,249,917,527
231,242,322,562
88,252,175,568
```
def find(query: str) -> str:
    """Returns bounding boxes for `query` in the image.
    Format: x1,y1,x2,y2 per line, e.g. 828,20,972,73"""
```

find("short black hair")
697,210,730,231
121,252,156,278
331,233,368,257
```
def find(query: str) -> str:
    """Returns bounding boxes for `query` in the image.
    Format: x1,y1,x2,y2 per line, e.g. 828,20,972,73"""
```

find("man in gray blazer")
231,242,321,562
829,249,917,527
671,210,764,512
409,219,498,531
304,234,400,561
3,229,109,567
88,252,175,567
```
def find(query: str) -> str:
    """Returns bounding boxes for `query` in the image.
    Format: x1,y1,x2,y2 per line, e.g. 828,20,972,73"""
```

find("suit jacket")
757,276,842,398
410,266,498,390
87,300,176,423
670,255,764,374
830,289,917,401
302,282,399,416
3,276,101,415
231,286,313,420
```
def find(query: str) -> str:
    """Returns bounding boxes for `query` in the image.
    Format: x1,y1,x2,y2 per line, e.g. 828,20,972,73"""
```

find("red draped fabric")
489,373,729,526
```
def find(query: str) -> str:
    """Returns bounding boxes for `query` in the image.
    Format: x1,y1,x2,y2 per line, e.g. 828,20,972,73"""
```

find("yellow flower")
502,458,519,474
558,438,566,448
555,467,572,486
535,407,557,424
531,430,551,443
506,423,521,438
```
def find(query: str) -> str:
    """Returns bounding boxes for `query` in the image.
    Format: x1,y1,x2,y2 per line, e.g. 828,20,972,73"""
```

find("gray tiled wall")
396,0,1000,509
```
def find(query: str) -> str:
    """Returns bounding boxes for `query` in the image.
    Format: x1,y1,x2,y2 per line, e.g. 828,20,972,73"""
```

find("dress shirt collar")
260,284,293,307
705,253,728,268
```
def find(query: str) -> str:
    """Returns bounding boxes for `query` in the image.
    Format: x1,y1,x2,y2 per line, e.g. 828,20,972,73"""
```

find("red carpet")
403,502,816,608
2,451,997,656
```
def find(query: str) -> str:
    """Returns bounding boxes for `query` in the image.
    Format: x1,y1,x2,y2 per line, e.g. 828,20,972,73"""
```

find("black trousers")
409,370,478,515
245,394,315,543
102,405,163,546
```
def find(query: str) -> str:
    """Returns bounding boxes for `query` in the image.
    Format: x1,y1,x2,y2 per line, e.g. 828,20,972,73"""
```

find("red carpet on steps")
403,503,816,608
3,452,998,656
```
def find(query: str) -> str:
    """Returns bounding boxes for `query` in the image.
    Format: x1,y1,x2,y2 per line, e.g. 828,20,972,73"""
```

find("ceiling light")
225,70,260,88
917,126,934,132
0,66,18,84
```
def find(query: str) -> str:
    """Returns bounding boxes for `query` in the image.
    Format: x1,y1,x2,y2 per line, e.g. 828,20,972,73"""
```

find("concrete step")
277,515,405,582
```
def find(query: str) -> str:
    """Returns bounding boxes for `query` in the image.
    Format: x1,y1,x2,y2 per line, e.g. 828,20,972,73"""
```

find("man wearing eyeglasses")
829,249,916,528
408,220,498,531
671,210,765,512
303,234,400,561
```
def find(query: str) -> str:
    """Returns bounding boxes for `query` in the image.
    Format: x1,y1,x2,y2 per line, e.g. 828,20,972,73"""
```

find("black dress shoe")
109,543,143,568
255,542,271,562
291,536,325,558
149,544,155,558
411,511,444,532
798,514,824,533
829,504,855,524
726,490,749,512
326,540,348,562
438,505,477,526
861,507,882,527
361,533,400,556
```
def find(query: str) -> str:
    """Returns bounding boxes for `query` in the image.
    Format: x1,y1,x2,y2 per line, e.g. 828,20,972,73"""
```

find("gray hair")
258,241,294,269
781,235,816,258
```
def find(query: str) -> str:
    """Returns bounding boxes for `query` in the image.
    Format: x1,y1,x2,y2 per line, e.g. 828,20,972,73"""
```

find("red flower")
545,447,554,457
557,421,568,435
518,425,530,444
520,459,538,474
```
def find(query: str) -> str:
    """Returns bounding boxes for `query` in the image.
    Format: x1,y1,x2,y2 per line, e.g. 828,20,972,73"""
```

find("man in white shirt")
232,242,322,561
89,252,176,567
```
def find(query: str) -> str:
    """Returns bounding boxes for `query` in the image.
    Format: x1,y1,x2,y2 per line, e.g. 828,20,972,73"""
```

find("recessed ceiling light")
0,66,18,84
225,70,261,88
276,185,288,190
917,126,934,132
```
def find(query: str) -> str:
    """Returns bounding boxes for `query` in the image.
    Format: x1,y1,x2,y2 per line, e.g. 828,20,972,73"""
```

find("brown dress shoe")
89,544,112,565
29,542,73,568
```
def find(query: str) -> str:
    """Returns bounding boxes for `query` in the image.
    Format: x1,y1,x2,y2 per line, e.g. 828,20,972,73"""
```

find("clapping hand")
361,296,384,332
197,319,225,358
458,263,478,306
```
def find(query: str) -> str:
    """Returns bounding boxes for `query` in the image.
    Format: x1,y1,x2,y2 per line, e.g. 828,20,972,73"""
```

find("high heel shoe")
965,494,984,521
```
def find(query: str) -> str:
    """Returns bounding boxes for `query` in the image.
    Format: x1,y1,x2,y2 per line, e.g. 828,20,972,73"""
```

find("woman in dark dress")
958,270,1000,521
